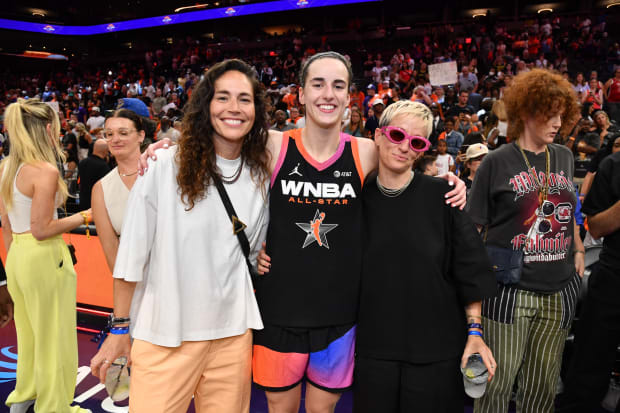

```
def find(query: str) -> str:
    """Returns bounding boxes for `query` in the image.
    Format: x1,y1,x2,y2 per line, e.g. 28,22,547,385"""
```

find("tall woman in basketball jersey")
0,99,92,413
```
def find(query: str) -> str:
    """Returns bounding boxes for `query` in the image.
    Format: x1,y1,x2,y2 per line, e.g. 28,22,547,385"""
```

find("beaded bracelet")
468,330,483,338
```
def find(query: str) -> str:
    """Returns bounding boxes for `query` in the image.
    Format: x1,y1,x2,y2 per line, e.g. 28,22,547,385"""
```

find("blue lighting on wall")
0,0,381,36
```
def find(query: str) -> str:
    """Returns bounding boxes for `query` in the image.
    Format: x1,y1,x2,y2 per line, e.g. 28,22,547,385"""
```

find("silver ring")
103,359,110,364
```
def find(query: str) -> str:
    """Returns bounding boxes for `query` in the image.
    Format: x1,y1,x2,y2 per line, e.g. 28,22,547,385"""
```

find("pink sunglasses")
380,126,430,152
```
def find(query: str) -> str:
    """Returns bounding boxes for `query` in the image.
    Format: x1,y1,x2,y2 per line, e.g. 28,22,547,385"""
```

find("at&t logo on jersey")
333,170,352,178
281,180,356,205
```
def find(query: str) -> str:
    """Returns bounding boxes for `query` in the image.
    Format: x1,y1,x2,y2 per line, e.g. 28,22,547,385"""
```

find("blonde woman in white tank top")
91,109,144,271
0,99,91,413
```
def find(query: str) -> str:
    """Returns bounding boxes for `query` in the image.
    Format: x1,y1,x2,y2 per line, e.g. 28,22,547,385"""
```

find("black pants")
560,264,620,413
353,355,463,413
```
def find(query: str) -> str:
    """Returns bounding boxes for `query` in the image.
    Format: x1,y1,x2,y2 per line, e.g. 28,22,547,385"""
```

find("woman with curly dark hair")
89,59,271,413
468,69,585,413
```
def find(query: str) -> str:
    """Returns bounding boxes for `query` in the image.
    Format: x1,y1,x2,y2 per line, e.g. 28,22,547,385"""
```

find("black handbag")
212,177,260,288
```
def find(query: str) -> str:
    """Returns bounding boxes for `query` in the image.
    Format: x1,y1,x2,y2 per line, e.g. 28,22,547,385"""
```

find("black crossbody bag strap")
212,177,258,287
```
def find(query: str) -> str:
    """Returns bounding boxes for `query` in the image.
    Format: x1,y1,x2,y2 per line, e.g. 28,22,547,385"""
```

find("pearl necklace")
376,170,415,197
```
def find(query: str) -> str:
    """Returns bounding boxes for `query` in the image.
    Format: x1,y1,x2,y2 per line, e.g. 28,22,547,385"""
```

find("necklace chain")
220,159,243,184
516,141,550,204
376,171,415,197
119,170,138,177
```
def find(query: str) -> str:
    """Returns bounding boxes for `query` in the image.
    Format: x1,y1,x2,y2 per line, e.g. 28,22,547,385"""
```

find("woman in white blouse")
90,60,272,413
91,109,144,271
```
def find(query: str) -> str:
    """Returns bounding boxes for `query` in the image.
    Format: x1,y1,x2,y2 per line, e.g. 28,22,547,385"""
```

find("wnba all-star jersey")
256,128,364,327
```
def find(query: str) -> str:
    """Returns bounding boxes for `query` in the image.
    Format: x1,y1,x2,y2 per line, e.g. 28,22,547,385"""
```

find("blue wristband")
109,326,130,335
468,323,483,330
468,330,483,338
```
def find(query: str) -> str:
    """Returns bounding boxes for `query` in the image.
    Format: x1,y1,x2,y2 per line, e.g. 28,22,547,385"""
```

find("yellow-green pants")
6,234,89,413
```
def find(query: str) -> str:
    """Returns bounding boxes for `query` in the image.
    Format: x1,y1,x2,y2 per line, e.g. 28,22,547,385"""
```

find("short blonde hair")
378,100,433,138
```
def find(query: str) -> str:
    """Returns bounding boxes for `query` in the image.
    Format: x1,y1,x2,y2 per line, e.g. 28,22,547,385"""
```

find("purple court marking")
0,0,381,36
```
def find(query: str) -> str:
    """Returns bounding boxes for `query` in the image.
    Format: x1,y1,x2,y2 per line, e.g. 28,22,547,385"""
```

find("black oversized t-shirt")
357,174,496,363
467,143,577,293
582,151,620,270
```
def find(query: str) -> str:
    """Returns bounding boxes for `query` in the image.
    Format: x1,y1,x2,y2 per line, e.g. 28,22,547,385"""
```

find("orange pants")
129,330,252,413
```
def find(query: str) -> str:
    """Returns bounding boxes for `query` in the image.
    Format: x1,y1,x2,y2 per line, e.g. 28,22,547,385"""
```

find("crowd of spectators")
0,12,618,204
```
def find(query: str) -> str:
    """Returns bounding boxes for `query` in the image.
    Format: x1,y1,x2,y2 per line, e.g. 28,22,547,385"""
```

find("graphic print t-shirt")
256,129,364,327
467,143,577,293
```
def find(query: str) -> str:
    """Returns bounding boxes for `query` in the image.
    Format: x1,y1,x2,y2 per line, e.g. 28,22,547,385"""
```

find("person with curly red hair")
468,69,585,413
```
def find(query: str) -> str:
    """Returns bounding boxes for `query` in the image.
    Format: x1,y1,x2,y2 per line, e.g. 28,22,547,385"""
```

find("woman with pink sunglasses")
353,100,497,413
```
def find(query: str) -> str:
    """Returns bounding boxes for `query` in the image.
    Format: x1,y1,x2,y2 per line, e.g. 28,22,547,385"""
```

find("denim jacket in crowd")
445,130,464,158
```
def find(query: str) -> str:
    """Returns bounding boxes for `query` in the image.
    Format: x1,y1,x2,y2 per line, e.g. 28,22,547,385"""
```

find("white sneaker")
9,400,35,413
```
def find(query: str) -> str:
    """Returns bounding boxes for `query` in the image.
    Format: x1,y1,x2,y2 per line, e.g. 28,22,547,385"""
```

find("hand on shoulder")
138,138,172,175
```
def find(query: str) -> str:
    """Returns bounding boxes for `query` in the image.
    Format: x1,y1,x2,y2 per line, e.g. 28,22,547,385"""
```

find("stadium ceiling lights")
174,4,209,13
28,8,47,18
526,2,561,14
465,8,500,19
0,0,380,35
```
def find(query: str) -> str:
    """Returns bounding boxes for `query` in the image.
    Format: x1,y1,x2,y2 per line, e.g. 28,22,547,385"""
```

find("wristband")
110,319,130,327
574,250,585,255
108,314,131,327
468,330,483,338
467,323,483,330
109,326,130,335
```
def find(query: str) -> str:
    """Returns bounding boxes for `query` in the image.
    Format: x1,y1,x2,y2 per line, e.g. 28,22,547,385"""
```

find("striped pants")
474,275,580,413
